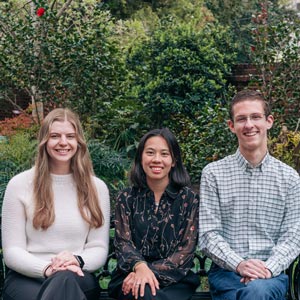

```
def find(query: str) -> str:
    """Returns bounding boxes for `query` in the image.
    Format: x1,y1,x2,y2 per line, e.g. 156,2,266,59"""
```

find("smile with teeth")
56,149,70,153
244,132,257,136
151,166,162,172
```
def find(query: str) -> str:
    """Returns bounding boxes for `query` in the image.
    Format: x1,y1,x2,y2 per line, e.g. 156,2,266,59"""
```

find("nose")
153,153,162,162
244,117,254,127
59,135,68,145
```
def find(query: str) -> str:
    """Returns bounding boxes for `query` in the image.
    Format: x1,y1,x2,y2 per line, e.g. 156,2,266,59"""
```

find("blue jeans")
208,264,289,300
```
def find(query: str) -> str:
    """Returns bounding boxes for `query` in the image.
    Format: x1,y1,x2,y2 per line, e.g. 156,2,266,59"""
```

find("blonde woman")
1,108,110,300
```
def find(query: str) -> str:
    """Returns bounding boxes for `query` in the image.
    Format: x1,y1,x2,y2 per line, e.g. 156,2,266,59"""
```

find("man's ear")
227,119,236,134
266,114,274,130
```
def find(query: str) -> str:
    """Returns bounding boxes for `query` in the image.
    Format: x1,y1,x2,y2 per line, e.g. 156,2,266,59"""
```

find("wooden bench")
1,227,300,300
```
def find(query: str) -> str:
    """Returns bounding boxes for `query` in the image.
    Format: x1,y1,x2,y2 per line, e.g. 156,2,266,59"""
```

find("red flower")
36,7,45,17
250,45,256,52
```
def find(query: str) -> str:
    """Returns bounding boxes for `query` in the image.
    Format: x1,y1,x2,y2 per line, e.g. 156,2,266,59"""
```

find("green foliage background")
0,0,299,203
0,1,300,296
0,1,126,131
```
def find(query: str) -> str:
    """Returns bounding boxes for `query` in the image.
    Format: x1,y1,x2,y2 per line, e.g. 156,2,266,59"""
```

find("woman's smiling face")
142,136,175,187
46,120,78,173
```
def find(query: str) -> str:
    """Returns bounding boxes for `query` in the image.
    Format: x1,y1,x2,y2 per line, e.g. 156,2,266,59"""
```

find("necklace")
154,202,159,207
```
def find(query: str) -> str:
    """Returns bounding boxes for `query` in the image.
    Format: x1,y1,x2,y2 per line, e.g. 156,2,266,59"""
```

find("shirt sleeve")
114,189,146,271
265,173,300,276
198,168,244,271
148,191,199,285
80,178,111,272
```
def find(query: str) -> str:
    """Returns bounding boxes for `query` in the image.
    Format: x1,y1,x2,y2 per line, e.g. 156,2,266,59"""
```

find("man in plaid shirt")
199,90,300,300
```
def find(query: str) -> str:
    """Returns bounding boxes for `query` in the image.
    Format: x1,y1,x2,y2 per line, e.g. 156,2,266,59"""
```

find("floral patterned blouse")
113,184,199,286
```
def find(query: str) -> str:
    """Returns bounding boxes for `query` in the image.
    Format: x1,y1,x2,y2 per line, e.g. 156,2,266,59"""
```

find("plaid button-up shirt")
199,149,300,277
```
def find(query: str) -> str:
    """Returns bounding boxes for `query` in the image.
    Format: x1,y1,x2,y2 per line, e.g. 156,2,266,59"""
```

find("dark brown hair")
229,89,271,121
130,128,191,188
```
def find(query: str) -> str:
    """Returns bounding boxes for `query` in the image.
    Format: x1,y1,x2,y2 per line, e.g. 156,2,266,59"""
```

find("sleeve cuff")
43,263,52,278
265,260,279,277
227,254,244,272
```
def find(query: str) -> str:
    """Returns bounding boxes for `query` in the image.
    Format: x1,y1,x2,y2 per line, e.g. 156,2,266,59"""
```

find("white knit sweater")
1,167,110,278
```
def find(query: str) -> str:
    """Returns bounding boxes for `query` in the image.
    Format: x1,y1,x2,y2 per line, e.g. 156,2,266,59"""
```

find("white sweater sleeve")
2,169,50,277
79,177,111,272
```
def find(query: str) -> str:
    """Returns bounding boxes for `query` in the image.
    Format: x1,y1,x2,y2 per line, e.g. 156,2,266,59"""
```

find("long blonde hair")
33,108,104,230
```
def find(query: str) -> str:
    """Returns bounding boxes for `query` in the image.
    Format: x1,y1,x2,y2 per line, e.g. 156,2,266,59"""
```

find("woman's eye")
50,134,59,139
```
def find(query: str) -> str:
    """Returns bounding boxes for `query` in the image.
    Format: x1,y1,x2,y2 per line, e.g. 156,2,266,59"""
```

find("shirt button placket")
248,168,258,256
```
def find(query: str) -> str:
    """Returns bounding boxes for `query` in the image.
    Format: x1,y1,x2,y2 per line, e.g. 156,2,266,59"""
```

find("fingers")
147,276,159,297
45,265,84,277
46,250,82,279
44,265,57,277
237,259,269,280
132,281,142,299
141,274,159,296
153,276,160,290
51,251,79,269
122,272,136,295
122,263,160,299
131,278,159,298
132,265,159,298
65,265,84,277
62,259,78,267
240,276,254,284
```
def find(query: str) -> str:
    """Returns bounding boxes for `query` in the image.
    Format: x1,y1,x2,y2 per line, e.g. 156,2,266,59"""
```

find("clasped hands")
44,250,84,278
236,259,272,284
122,262,159,299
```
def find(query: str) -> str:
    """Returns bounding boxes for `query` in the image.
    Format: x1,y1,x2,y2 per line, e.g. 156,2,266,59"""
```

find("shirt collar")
165,184,179,199
234,148,270,172
138,183,179,200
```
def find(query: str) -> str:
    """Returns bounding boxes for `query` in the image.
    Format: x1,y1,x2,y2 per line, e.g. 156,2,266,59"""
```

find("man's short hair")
229,89,271,121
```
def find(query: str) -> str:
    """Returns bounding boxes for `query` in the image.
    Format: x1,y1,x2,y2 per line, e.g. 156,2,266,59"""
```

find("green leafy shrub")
170,101,236,183
0,132,37,208
269,127,300,173
88,140,131,207
124,20,237,129
0,1,126,133
250,3,300,132
0,132,37,169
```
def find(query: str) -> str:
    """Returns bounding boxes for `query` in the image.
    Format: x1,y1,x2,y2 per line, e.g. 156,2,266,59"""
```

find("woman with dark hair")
109,128,199,300
2,108,110,300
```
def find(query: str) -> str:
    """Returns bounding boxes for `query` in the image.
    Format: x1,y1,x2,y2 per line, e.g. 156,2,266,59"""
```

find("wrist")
74,255,85,268
266,268,273,278
43,264,52,278
236,260,245,274
133,261,146,272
